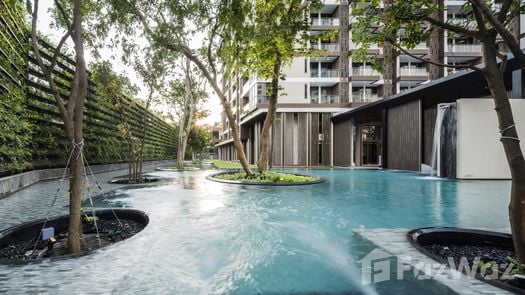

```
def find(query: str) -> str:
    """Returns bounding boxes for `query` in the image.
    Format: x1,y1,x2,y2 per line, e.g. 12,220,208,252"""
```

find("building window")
305,84,308,99
304,58,308,73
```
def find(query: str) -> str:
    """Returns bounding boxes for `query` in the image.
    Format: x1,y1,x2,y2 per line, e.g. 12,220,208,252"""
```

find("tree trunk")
269,121,275,170
128,147,132,181
133,155,137,182
482,36,525,262
67,0,88,254
28,0,86,254
137,92,154,183
68,141,84,253
257,55,281,172
177,114,192,169
177,117,186,168
126,133,136,183
180,48,252,175
176,58,197,169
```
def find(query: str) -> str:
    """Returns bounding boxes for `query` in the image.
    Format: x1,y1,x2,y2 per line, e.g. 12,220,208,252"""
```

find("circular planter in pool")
109,177,160,184
206,171,325,186
408,227,524,293
155,166,200,172
0,209,149,264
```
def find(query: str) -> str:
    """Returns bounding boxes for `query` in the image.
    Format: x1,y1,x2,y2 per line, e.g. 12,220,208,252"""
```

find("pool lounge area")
0,167,512,294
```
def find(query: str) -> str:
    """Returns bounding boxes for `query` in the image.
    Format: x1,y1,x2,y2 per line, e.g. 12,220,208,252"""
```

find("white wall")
283,57,309,78
456,99,525,179
279,82,309,103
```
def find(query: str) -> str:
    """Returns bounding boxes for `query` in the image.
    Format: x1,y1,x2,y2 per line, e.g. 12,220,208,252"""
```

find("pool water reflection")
0,168,511,294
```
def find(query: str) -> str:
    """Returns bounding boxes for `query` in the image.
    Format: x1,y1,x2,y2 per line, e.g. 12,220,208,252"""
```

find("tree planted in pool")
351,0,525,262
125,46,167,183
188,125,212,162
100,0,254,176
27,0,87,253
161,58,208,169
217,0,321,172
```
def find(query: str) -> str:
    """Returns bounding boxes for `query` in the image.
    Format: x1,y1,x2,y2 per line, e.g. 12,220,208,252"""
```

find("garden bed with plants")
155,166,200,171
210,160,257,170
0,209,148,263
109,177,160,184
206,170,324,186
408,227,525,293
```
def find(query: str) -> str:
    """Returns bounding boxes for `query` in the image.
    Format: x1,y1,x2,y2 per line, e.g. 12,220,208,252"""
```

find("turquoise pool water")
0,168,511,294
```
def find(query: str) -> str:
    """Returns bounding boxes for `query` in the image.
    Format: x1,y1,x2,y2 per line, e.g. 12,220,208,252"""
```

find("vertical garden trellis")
0,0,32,175
0,0,176,177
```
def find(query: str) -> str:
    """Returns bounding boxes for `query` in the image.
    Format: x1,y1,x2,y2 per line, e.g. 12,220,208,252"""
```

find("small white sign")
41,227,54,240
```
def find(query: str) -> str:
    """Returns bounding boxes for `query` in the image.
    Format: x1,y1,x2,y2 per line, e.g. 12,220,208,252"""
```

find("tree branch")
497,0,513,24
207,18,219,81
66,0,87,116
498,52,508,72
54,0,73,34
468,0,489,36
49,30,71,72
386,37,485,72
469,0,525,70
28,0,71,125
423,15,480,39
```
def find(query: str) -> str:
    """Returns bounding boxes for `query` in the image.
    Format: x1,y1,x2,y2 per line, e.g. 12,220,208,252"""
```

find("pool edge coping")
0,160,177,200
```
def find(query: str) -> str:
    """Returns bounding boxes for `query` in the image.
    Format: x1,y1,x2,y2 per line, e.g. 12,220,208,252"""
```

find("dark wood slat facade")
387,100,421,171
333,120,353,166
423,107,437,165
298,113,308,165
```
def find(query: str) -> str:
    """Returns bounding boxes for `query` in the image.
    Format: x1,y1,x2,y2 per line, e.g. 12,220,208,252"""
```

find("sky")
36,2,221,126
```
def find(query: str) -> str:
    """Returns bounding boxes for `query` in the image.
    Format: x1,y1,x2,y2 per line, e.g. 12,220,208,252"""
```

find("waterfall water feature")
430,104,451,177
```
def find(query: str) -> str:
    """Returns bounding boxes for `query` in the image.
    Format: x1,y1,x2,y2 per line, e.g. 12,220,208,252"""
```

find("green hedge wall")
0,1,176,177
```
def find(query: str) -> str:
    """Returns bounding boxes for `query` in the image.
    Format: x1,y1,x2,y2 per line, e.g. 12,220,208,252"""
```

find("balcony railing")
311,95,340,104
399,67,428,76
310,43,339,52
352,67,379,76
310,17,339,26
352,94,380,103
447,44,482,52
349,42,380,50
257,95,270,103
310,69,339,78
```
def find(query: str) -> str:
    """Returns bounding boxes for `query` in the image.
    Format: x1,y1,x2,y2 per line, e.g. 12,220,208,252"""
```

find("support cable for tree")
500,124,520,141
28,137,126,257
82,154,123,228
29,141,76,256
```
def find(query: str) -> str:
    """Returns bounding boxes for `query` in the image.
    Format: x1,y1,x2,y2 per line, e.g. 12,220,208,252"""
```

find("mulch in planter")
409,228,525,292
423,244,515,266
0,218,144,261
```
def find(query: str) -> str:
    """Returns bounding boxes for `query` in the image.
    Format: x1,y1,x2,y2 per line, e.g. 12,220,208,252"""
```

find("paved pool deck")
353,228,513,295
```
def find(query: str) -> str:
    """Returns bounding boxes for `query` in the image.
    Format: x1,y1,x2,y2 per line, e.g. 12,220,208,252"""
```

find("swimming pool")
0,168,511,294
